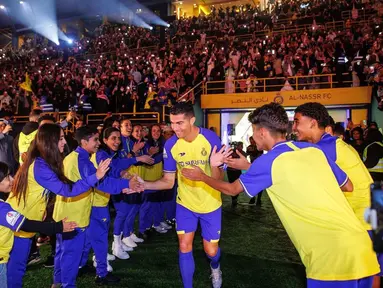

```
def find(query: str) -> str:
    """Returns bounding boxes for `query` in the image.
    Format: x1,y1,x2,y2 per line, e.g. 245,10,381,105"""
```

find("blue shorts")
307,276,373,288
176,204,221,242
368,230,383,275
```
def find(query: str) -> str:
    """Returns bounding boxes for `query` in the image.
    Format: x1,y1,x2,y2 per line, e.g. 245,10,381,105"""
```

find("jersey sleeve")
322,149,349,187
0,201,25,232
239,153,274,197
163,138,177,173
35,159,98,198
79,157,130,195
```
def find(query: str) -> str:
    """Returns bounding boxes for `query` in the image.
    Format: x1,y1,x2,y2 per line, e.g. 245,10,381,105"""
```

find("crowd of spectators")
0,0,382,120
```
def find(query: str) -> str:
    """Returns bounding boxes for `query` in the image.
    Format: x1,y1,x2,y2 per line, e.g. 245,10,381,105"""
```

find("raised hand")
62,217,78,232
148,146,160,156
137,155,155,165
210,145,233,167
132,140,145,154
181,166,205,181
96,158,111,179
225,151,251,171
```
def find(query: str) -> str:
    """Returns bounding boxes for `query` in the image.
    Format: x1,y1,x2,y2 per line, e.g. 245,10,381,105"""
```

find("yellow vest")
90,154,110,207
18,130,37,164
143,162,163,181
7,162,48,238
53,152,93,228
363,142,383,173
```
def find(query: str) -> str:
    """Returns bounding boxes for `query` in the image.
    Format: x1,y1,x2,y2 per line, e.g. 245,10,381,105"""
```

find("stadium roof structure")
0,0,170,28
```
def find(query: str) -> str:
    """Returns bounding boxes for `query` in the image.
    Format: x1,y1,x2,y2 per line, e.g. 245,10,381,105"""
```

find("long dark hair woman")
6,124,110,287
0,161,77,287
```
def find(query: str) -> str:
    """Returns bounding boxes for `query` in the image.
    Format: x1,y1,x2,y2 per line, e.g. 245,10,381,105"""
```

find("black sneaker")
249,197,256,205
43,255,55,268
95,273,120,285
27,251,41,266
78,264,96,277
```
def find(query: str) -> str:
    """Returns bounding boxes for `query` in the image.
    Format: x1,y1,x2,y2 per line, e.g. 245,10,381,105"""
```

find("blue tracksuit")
54,147,130,287
139,140,164,232
80,148,137,277
8,157,98,288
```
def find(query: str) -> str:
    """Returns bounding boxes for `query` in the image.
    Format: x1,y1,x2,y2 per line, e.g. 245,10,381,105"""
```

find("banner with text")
201,87,372,109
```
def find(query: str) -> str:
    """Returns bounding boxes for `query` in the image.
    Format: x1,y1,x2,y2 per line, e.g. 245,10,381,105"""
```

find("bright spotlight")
67,39,73,44
0,5,5,10
149,26,153,30
167,24,170,27
20,1,24,4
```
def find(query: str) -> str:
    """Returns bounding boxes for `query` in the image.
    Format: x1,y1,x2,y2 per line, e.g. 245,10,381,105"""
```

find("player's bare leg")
203,240,222,288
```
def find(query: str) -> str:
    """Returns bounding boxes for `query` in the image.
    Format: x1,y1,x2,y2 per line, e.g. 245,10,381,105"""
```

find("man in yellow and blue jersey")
142,102,224,288
181,103,380,288
293,102,382,280
53,126,143,287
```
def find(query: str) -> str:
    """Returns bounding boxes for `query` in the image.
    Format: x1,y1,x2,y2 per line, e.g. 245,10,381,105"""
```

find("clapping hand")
148,146,160,156
96,158,111,180
210,145,233,167
132,140,145,154
137,155,155,165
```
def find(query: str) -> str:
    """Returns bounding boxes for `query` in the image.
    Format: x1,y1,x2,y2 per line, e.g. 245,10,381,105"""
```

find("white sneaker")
107,253,116,261
160,221,172,230
130,233,144,243
121,242,134,252
122,236,137,248
93,254,115,262
153,225,168,234
93,260,113,272
210,265,222,288
112,241,130,260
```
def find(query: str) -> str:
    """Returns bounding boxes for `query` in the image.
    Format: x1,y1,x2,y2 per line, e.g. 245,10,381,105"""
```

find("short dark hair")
248,103,288,135
75,126,98,144
38,115,56,125
295,102,330,129
170,102,195,118
333,123,345,136
366,128,383,143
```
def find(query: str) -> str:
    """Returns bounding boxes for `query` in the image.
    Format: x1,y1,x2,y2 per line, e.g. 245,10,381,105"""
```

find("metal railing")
203,74,354,95
86,112,160,125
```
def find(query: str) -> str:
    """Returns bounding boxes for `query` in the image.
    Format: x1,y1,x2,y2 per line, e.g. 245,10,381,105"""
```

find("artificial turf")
23,192,306,287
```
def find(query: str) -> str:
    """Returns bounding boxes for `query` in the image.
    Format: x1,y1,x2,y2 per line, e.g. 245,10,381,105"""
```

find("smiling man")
293,102,382,284
142,102,224,288
181,103,379,288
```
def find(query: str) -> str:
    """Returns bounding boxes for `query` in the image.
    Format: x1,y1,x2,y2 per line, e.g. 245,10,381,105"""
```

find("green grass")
23,193,306,287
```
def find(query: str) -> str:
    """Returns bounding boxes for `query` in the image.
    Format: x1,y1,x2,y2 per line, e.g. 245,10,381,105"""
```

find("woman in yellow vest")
6,124,110,288
363,128,383,183
0,161,77,287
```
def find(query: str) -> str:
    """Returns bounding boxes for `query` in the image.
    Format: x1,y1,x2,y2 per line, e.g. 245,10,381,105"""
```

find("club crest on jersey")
201,148,207,156
6,211,20,226
163,148,168,159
